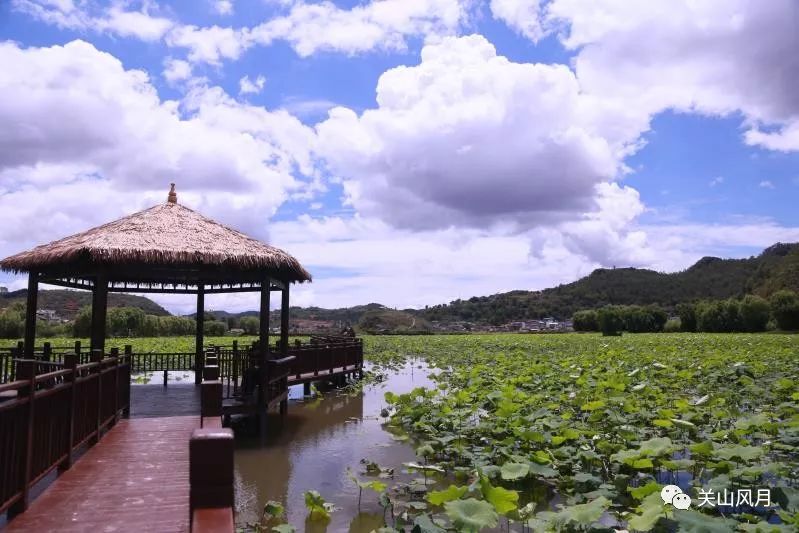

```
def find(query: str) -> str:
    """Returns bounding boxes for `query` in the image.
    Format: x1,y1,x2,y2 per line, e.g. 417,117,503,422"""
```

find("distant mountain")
3,242,796,327
418,242,799,324
0,289,170,319
198,303,386,326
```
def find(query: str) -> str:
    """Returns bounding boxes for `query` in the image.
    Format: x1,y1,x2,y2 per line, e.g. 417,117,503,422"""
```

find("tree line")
572,290,799,335
0,305,243,339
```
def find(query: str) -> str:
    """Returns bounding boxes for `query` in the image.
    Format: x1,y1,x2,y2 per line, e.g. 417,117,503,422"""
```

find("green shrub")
739,295,770,332
663,318,681,333
598,306,624,336
677,302,697,332
696,299,742,332
240,316,260,335
204,320,228,336
572,310,598,331
770,290,799,330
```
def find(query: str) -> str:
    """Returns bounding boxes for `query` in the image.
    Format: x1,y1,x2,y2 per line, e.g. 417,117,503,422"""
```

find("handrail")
0,353,131,515
0,379,28,394
33,369,72,384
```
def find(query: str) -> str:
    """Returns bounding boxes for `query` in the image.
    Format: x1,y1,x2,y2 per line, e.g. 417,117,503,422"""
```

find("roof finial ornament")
167,183,177,204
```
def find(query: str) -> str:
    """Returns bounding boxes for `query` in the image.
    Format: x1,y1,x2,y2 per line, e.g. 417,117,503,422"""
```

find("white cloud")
239,75,266,95
101,5,174,41
316,35,635,236
489,0,546,41
12,0,174,41
162,57,193,84
165,25,250,65
541,0,799,152
213,0,233,16
759,180,775,189
163,0,472,64
248,0,469,57
0,40,318,261
709,176,724,187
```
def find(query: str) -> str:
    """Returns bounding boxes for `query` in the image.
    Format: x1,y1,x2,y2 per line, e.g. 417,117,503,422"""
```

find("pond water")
234,360,435,532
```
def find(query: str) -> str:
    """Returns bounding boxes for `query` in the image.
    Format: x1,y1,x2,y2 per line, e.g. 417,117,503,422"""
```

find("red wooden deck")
5,415,198,532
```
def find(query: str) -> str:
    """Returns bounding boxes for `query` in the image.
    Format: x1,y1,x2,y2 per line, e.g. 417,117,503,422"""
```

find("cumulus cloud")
162,0,472,64
13,0,174,41
239,75,266,95
0,40,317,259
248,0,469,57
213,0,233,16
503,0,799,152
162,57,193,84
489,0,546,41
316,35,636,235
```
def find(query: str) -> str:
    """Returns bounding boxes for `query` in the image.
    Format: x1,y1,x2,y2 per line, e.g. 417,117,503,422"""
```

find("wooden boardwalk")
5,416,198,532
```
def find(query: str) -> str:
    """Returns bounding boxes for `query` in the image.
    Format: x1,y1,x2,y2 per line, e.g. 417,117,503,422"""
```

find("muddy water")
234,361,434,532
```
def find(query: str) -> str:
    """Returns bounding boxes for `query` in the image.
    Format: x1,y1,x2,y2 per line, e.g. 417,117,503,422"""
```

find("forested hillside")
419,242,799,323
0,289,170,319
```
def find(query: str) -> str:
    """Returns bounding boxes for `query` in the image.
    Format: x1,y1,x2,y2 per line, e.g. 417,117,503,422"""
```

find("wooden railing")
287,337,364,380
0,351,130,516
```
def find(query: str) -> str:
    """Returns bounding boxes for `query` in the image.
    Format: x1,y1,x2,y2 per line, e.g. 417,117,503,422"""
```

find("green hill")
357,306,432,334
419,242,799,324
0,289,170,319
2,242,796,327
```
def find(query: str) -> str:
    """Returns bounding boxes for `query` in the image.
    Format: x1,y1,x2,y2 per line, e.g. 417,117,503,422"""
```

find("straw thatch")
0,194,311,282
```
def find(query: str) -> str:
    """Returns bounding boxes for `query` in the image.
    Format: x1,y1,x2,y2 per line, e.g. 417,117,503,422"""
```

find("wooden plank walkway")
5,416,198,532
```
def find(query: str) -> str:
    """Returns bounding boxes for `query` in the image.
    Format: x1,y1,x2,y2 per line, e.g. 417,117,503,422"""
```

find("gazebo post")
195,284,205,386
259,278,271,359
280,284,290,356
258,278,271,436
90,274,108,355
23,272,39,358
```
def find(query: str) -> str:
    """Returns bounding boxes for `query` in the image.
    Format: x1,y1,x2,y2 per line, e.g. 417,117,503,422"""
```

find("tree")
677,303,697,332
572,310,598,331
0,307,24,338
204,320,227,336
73,306,93,337
770,290,799,330
240,316,260,335
696,299,741,332
739,295,770,332
598,306,624,336
648,305,668,332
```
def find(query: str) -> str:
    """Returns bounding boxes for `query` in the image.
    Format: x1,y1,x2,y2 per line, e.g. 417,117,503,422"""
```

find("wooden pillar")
259,278,271,359
257,281,271,437
23,272,38,358
90,274,108,355
280,284,290,356
195,284,205,385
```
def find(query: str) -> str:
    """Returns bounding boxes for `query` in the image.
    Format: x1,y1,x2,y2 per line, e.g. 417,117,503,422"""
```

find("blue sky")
0,1,798,313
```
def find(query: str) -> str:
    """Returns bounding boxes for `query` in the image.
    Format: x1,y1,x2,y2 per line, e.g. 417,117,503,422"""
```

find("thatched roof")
0,186,311,283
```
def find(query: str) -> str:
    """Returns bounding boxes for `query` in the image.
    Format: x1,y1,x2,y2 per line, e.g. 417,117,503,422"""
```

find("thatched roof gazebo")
0,184,310,385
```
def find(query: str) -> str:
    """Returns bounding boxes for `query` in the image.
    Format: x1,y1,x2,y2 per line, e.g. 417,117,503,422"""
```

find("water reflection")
234,360,433,531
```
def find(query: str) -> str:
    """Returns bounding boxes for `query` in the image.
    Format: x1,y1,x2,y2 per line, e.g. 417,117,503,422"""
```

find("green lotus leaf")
479,477,519,515
674,510,738,532
443,498,498,532
427,484,468,506
714,445,764,461
500,462,529,480
627,492,667,531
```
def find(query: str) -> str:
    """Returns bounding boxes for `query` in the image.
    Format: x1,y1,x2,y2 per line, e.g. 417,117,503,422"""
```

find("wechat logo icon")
661,485,691,510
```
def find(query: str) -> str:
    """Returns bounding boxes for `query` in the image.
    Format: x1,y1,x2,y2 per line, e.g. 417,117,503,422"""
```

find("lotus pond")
253,333,798,532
